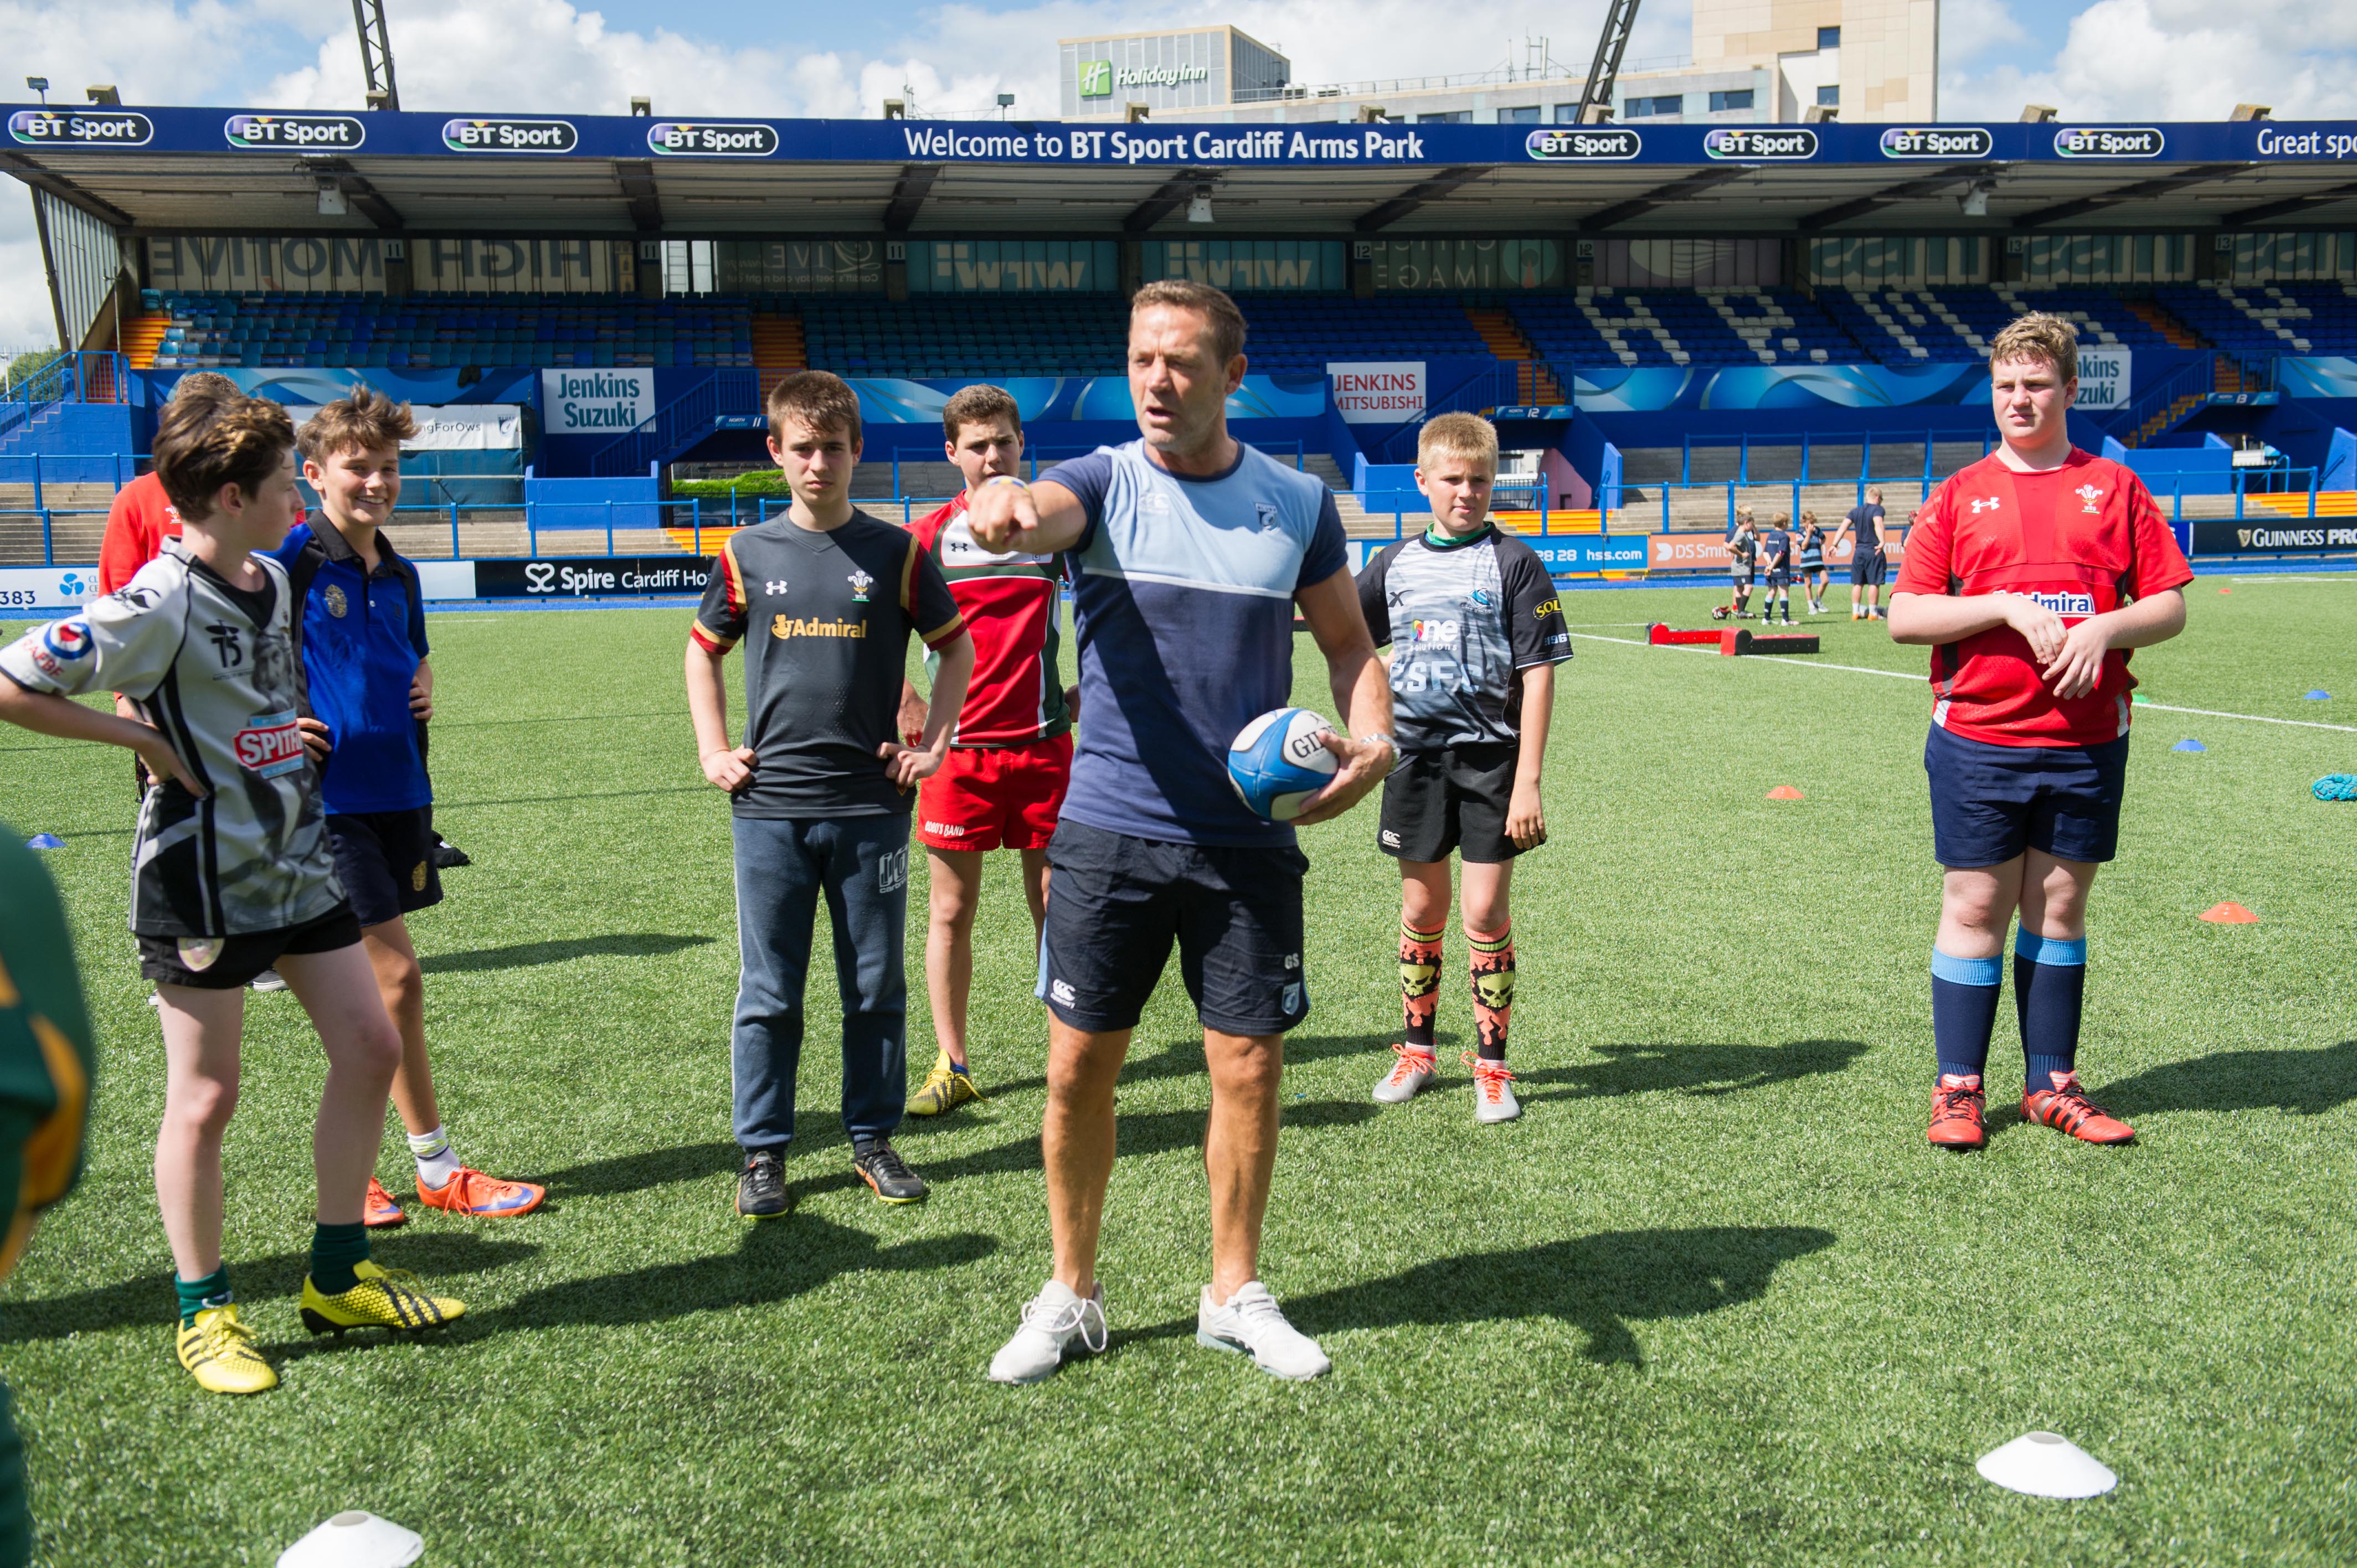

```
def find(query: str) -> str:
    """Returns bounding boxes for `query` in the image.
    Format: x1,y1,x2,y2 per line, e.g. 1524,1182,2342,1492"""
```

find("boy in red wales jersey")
1887,314,2190,1152
897,386,1076,1116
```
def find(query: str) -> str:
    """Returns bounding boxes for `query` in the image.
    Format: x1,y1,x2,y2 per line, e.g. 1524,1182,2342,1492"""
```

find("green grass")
4,578,2355,1566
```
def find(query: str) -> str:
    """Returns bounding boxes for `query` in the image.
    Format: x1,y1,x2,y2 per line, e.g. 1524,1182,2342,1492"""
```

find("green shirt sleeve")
0,828,96,1280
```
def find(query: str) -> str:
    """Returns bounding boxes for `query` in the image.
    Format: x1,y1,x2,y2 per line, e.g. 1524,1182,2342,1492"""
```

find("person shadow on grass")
1279,1225,1839,1367
1515,1040,1868,1103
2096,1039,2357,1119
485,1213,996,1332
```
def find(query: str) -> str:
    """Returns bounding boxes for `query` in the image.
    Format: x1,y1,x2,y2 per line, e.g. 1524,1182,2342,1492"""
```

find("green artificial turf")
3,577,2354,1566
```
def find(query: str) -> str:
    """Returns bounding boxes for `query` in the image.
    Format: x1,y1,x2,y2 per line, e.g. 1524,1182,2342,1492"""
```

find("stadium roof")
8,106,2357,239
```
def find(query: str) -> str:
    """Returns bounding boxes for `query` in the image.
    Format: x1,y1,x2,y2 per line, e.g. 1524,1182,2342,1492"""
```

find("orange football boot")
416,1166,546,1218
363,1175,407,1228
1927,1073,1986,1150
2021,1071,2135,1144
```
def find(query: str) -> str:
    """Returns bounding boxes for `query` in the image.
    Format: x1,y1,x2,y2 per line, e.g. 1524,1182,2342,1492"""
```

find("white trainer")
1371,1044,1437,1105
987,1280,1107,1385
248,968,289,993
1196,1281,1331,1380
1466,1053,1521,1123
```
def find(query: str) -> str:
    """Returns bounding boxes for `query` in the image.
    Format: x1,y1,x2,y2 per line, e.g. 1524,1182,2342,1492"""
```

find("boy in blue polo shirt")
275,389,543,1223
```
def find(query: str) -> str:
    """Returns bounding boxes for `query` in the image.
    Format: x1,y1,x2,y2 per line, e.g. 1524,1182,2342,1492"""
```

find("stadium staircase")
119,312,170,370
1463,308,1565,405
2124,297,2206,350
751,310,806,399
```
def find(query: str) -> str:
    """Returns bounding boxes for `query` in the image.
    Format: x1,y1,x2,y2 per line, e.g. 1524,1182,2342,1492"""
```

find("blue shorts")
1038,821,1310,1037
327,807,443,929
1924,725,2130,868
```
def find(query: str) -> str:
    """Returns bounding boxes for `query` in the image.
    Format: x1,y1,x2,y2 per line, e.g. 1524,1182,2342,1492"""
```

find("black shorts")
1037,821,1310,1036
1851,550,1888,586
1797,557,1825,574
1730,571,1754,590
1379,742,1531,865
328,807,444,929
1925,725,2130,868
138,905,363,990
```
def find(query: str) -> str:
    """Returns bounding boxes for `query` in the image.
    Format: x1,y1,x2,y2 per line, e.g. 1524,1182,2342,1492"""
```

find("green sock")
175,1266,230,1328
308,1222,369,1295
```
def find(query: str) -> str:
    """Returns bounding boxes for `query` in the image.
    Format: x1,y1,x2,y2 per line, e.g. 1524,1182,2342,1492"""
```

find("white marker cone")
276,1511,423,1568
1975,1432,2118,1498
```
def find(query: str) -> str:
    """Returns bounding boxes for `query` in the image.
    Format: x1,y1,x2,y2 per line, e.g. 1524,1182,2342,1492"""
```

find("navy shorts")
1851,550,1888,587
327,807,444,929
1925,725,2130,868
1038,821,1311,1037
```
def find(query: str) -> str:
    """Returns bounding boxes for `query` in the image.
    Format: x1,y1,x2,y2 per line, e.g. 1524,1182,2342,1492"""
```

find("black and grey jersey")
0,540,343,937
1356,526,1571,752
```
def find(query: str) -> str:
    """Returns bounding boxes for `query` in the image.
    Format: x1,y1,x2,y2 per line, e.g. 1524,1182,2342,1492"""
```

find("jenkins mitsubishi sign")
1329,362,1425,424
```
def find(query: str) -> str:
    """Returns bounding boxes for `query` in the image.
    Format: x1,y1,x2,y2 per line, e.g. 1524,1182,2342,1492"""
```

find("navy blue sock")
1931,949,2003,1081
2015,931,2087,1091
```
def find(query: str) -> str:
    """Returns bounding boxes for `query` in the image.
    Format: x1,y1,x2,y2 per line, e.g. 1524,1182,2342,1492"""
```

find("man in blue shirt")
276,389,543,1225
966,281,1394,1385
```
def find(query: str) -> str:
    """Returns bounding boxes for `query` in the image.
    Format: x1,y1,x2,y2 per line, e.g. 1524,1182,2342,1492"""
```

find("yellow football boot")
907,1051,982,1117
299,1260,465,1336
176,1304,279,1395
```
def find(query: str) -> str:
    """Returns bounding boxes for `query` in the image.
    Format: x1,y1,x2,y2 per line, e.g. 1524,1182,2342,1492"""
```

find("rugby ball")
1228,707,1339,822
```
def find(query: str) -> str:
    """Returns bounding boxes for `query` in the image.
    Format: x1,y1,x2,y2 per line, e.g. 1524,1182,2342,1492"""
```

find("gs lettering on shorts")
878,844,909,895
2025,591,2096,619
233,709,306,777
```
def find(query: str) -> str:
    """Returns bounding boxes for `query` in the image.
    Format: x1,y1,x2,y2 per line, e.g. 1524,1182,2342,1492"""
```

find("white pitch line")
1567,631,2357,729
2130,701,2357,734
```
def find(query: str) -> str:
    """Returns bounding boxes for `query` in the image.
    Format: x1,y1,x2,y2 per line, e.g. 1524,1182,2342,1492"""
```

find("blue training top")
269,521,433,815
1044,440,1350,848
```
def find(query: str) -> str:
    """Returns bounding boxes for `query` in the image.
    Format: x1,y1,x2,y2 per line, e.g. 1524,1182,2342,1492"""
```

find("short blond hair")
1416,412,1499,472
1990,311,2079,383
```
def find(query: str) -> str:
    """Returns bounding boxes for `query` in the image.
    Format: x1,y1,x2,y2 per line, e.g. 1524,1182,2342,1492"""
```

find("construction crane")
353,0,399,110
1571,0,1641,124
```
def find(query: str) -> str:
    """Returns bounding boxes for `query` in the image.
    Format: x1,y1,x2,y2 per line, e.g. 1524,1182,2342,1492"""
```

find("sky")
4,0,2355,349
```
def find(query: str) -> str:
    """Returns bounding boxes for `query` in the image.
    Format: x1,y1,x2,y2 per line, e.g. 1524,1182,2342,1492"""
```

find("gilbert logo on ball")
1228,708,1338,822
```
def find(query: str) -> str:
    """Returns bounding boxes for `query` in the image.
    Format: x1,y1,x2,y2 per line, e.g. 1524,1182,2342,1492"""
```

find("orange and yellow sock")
1467,925,1515,1061
1399,920,1443,1049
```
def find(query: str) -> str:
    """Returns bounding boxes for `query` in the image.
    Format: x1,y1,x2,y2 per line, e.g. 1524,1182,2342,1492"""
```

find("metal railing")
0,352,130,441
584,369,761,477
0,452,144,502
1671,430,1999,486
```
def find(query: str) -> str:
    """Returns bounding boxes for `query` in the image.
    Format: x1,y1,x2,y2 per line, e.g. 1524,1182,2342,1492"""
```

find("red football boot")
1927,1073,1986,1151
363,1175,407,1228
2021,1071,2135,1145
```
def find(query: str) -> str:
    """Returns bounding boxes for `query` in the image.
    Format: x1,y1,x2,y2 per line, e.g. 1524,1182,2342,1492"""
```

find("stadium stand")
1821,286,2179,364
1234,296,1493,373
139,290,760,370
1509,287,1856,369
800,295,1129,377
2156,281,2357,355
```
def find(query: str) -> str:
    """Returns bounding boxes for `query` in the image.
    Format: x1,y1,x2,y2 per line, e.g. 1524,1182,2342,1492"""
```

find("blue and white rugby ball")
1228,707,1339,822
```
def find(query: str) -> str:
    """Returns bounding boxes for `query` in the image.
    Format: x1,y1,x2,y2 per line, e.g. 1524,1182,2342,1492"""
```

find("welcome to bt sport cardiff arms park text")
896,126,1433,164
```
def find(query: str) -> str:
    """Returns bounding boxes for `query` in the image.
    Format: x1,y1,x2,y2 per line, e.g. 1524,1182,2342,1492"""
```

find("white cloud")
1941,0,2357,121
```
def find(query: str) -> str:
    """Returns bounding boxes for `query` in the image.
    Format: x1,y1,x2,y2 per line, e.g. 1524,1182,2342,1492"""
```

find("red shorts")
915,732,1072,853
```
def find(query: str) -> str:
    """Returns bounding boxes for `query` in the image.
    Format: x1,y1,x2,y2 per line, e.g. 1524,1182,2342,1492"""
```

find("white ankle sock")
408,1126,462,1186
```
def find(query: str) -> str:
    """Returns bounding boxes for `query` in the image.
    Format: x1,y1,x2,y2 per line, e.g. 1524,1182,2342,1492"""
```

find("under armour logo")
2075,483,2104,514
1970,496,2002,514
765,579,788,595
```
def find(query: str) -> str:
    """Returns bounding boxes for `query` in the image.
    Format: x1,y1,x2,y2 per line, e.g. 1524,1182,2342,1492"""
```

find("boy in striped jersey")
0,392,464,1396
897,386,1075,1116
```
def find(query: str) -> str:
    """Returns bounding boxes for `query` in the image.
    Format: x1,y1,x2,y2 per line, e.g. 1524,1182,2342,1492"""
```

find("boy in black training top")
1356,413,1571,1125
685,370,974,1218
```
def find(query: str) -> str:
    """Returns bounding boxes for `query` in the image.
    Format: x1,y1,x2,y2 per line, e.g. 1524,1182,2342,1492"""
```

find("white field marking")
2130,701,2357,734
2226,575,2357,585
1567,631,2357,729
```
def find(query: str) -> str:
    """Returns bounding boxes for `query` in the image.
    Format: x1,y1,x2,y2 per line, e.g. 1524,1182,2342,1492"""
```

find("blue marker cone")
2305,690,2331,700
2171,739,2206,753
24,834,63,849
